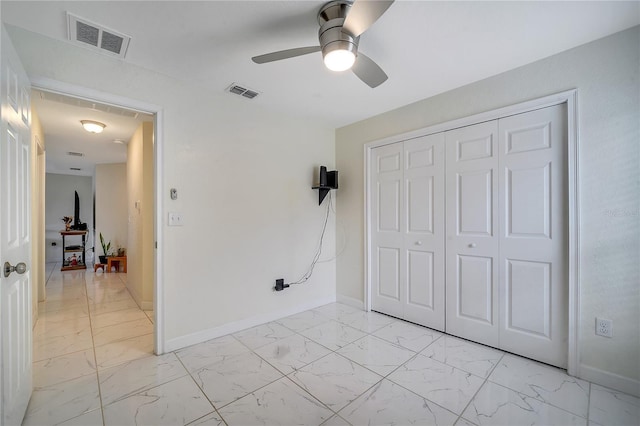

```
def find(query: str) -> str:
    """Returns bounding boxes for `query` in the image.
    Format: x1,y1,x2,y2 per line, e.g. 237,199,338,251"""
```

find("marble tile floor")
25,268,639,425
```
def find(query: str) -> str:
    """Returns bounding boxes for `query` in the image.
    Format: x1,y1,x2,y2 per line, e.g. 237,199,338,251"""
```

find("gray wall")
336,27,639,394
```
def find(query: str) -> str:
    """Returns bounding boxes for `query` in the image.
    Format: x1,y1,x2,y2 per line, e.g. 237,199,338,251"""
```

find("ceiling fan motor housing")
318,1,359,61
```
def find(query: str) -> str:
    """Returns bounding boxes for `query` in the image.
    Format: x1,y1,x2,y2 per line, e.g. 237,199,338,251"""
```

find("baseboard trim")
579,363,640,397
164,296,336,353
336,294,364,310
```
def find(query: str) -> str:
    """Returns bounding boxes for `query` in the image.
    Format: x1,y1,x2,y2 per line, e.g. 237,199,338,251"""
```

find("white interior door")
1,25,33,425
371,135,445,330
371,143,404,319
403,135,445,330
498,104,567,367
445,121,500,347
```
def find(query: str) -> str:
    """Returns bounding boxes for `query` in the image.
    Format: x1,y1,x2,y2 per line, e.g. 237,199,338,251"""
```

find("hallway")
25,264,153,425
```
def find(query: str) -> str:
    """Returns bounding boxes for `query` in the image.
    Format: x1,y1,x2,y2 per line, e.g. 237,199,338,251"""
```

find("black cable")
288,191,332,286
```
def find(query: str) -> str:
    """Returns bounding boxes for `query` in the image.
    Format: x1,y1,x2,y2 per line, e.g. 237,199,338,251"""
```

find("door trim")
29,77,166,355
364,89,579,376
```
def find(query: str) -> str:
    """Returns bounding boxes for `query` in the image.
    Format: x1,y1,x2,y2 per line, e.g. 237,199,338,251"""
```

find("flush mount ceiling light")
80,120,105,134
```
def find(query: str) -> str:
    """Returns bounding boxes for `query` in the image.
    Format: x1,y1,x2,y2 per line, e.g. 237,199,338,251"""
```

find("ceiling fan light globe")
324,49,356,72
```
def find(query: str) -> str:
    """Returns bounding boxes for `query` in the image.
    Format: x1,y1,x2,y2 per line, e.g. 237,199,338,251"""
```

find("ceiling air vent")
227,83,260,100
70,168,82,171
67,13,131,59
67,151,84,157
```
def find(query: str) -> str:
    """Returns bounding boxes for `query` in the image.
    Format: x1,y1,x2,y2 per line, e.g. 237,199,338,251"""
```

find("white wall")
336,27,639,395
30,103,46,322
8,26,336,348
127,123,154,309
95,163,127,259
44,173,93,263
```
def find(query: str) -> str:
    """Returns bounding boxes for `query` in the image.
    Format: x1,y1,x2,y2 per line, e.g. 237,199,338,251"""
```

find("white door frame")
29,77,166,355
364,89,580,376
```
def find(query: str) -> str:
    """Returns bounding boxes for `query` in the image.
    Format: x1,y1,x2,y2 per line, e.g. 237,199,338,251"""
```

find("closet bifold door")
445,121,500,347
497,104,568,368
371,142,405,319
371,134,445,330
403,135,445,330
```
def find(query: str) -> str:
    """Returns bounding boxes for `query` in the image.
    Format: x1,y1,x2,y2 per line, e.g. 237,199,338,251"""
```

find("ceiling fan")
252,0,395,88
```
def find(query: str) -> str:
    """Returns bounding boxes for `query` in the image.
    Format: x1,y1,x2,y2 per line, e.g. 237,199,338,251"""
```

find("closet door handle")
468,243,477,248
415,241,423,246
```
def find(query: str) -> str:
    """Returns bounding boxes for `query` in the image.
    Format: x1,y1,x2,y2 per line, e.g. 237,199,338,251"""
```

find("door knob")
415,241,423,246
468,243,477,248
4,262,27,278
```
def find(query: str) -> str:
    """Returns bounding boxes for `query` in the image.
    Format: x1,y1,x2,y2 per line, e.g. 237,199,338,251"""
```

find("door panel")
406,176,433,234
458,170,493,236
446,121,499,347
506,259,551,337
407,250,433,309
377,247,401,300
371,134,445,330
378,181,400,232
371,143,404,318
506,164,551,238
1,25,33,425
403,135,444,330
457,255,493,323
498,104,567,367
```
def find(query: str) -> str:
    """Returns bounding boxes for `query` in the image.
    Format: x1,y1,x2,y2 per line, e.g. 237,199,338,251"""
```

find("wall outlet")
595,317,613,338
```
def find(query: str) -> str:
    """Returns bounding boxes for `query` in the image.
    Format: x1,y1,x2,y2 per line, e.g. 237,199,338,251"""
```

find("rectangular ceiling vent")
67,13,131,59
67,151,84,157
227,83,260,100
69,168,82,171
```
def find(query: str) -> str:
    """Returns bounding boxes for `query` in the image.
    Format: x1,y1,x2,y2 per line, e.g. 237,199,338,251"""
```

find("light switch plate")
168,212,183,226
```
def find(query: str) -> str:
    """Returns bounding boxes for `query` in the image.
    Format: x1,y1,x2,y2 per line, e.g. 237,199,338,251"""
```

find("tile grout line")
83,268,107,425
587,382,591,424
455,352,506,425
173,350,230,426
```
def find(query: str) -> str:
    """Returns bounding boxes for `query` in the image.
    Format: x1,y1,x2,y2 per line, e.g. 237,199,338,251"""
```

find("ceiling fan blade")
252,46,321,64
343,0,395,38
352,52,388,88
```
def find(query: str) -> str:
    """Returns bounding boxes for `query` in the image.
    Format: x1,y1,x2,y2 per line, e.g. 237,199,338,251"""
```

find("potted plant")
99,232,111,264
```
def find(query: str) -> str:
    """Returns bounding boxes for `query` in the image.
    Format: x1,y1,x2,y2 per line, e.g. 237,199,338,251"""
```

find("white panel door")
371,143,404,319
498,104,567,367
371,134,445,330
1,26,33,425
445,121,500,347
403,134,445,330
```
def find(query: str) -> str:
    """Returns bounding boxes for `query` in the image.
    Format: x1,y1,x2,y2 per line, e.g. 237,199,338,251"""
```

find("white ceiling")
2,1,639,174
31,89,153,176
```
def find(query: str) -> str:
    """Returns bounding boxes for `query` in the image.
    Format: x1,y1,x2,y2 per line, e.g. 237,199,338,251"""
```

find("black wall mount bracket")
312,166,338,205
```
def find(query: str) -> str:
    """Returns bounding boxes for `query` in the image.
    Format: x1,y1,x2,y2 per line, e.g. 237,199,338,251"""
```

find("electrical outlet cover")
595,317,613,338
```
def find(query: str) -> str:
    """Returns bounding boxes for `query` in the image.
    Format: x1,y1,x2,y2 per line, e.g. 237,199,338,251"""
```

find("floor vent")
227,83,260,100
67,13,131,59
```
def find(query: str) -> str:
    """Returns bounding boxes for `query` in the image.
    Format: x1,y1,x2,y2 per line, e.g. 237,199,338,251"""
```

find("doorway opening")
30,79,164,355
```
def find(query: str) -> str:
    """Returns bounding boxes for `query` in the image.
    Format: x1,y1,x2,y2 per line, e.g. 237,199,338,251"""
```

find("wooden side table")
106,256,127,273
